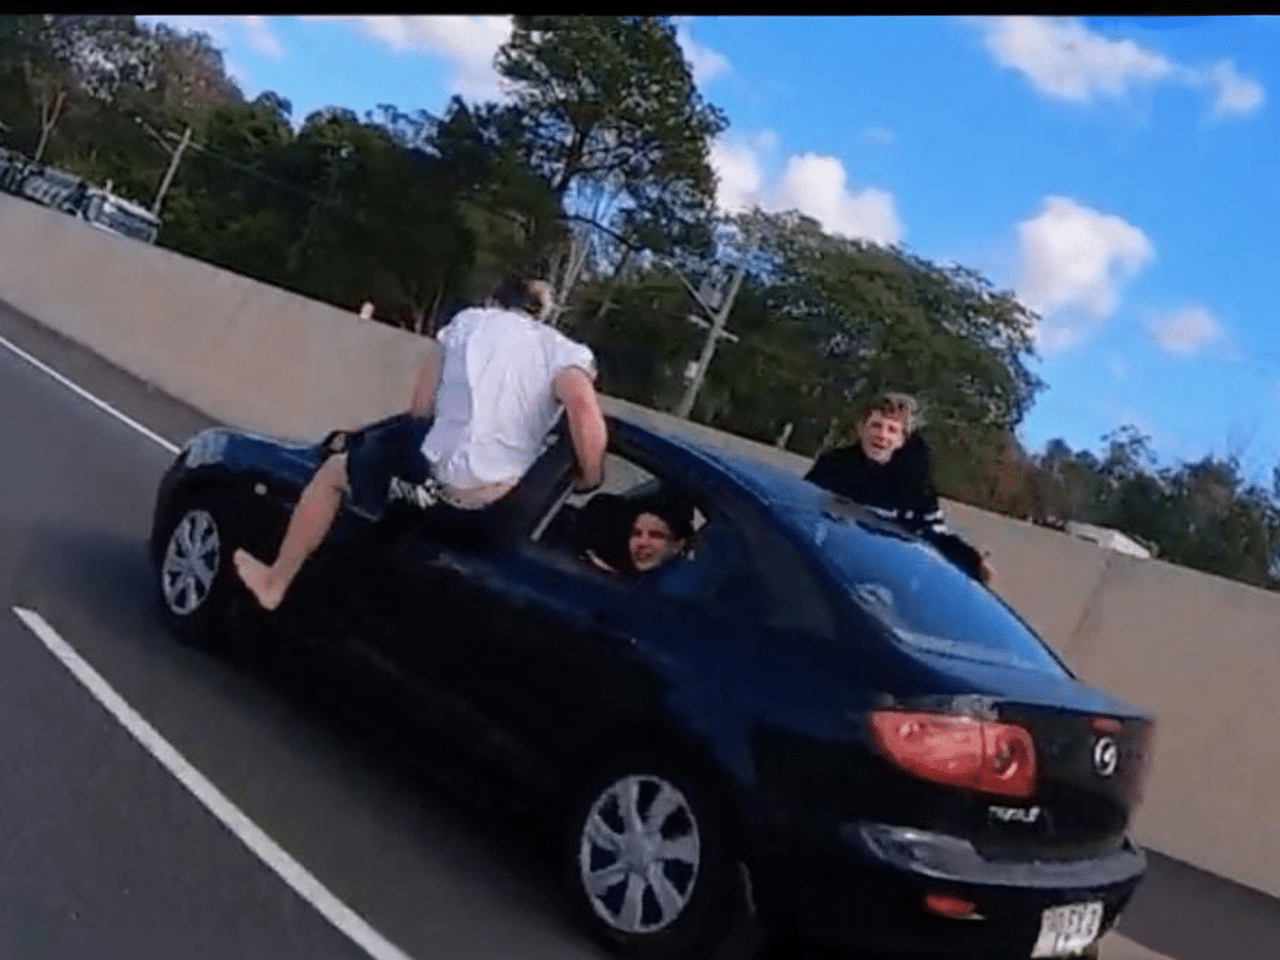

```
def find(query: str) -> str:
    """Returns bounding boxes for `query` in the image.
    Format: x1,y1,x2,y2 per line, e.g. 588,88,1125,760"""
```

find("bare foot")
233,549,287,611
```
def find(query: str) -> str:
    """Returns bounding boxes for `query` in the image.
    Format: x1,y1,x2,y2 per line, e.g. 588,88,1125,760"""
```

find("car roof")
604,415,882,522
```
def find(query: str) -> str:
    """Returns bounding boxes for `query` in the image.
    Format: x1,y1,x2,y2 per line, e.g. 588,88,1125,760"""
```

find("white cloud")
1015,195,1155,351
972,17,1265,120
673,17,730,86
1200,60,1266,119
306,16,731,102
711,131,903,246
775,155,901,245
709,135,766,213
1145,305,1227,356
304,16,512,101
141,16,284,63
978,16,1174,103
241,16,284,60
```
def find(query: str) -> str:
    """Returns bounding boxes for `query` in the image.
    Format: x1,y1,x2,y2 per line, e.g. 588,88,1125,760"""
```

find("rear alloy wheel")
564,754,740,960
157,492,237,647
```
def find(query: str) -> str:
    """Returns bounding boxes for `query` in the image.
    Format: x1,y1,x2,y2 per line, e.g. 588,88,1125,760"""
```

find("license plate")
1030,901,1104,957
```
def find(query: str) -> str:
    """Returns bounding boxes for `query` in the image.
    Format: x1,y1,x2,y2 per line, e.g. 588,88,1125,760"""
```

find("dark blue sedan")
148,413,1153,960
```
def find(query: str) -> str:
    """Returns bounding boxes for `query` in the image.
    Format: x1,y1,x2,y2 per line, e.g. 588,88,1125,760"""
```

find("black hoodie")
804,433,985,580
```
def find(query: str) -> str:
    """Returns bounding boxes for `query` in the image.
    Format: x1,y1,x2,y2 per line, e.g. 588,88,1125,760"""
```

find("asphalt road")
0,299,1275,960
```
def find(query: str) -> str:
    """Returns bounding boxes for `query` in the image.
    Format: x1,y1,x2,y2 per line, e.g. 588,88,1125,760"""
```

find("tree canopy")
1,14,1276,590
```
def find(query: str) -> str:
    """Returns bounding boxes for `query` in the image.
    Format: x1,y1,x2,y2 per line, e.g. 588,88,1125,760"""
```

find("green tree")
1027,428,1280,590
0,16,155,162
158,92,298,277
138,23,242,132
0,15,77,161
715,208,1043,460
426,97,565,298
1032,438,1110,525
566,267,700,407
496,16,728,299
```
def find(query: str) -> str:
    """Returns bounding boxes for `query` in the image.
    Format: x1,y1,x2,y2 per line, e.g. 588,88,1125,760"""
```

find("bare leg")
234,453,348,610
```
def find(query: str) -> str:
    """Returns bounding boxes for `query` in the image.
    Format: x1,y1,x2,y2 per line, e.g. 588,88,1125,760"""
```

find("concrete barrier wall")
1,193,1275,896
0,195,436,440
1067,555,1280,896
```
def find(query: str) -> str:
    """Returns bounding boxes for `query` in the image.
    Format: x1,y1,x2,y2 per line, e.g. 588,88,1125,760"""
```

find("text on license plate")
1031,901,1104,958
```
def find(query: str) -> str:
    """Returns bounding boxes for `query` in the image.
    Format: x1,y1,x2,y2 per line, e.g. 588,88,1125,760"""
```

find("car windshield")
803,508,1068,675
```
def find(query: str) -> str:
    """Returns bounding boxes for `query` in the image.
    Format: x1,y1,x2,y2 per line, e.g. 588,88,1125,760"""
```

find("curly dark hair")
488,275,554,319
629,490,696,542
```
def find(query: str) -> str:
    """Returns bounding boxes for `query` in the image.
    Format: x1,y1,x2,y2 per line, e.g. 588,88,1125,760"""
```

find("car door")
447,501,770,779
306,429,580,764
456,545,687,766
261,509,482,734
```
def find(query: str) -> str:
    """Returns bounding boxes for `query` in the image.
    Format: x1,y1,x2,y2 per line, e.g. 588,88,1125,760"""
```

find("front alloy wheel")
161,507,221,617
564,753,741,960
156,492,238,648
579,774,702,936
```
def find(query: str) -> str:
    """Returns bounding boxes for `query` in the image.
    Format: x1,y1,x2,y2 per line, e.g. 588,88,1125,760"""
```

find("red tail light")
870,710,1038,799
1092,716,1122,735
924,892,980,920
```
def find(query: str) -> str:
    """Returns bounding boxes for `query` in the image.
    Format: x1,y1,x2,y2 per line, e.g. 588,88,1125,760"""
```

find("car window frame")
803,509,1072,675
524,430,755,615
518,517,755,626
721,504,842,640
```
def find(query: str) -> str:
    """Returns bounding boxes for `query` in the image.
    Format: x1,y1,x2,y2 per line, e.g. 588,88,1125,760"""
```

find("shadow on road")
1119,847,1280,960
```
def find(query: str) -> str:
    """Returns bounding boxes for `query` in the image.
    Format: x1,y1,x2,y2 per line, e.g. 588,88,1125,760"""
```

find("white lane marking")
0,330,180,453
12,606,417,960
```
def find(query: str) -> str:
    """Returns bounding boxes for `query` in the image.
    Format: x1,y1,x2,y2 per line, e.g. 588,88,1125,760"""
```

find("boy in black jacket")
804,393,995,584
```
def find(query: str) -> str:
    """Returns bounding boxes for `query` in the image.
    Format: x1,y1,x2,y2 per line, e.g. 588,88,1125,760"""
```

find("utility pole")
151,125,192,215
674,257,747,419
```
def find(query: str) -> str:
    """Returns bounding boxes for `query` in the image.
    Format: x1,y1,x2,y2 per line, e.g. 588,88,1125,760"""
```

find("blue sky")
148,15,1279,474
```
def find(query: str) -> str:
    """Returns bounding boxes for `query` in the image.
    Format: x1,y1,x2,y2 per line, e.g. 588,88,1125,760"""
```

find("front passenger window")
642,517,755,611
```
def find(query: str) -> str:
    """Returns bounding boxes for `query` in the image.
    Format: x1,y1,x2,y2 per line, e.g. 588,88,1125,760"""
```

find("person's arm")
929,528,988,581
804,450,838,487
553,366,608,490
895,436,992,584
408,339,444,420
913,502,989,583
805,448,862,499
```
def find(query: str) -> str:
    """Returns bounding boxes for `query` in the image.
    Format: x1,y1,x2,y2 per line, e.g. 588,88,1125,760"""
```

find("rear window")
803,510,1069,675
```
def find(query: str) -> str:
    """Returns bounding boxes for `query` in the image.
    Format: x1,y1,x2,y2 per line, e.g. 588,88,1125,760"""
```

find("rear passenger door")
454,546,679,766
722,507,843,649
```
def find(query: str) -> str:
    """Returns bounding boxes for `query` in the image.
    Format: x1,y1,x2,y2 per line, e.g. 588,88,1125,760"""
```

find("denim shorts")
341,415,536,551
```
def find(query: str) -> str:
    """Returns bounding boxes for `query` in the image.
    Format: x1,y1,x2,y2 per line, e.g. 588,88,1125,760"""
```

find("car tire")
155,488,240,649
561,750,742,960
